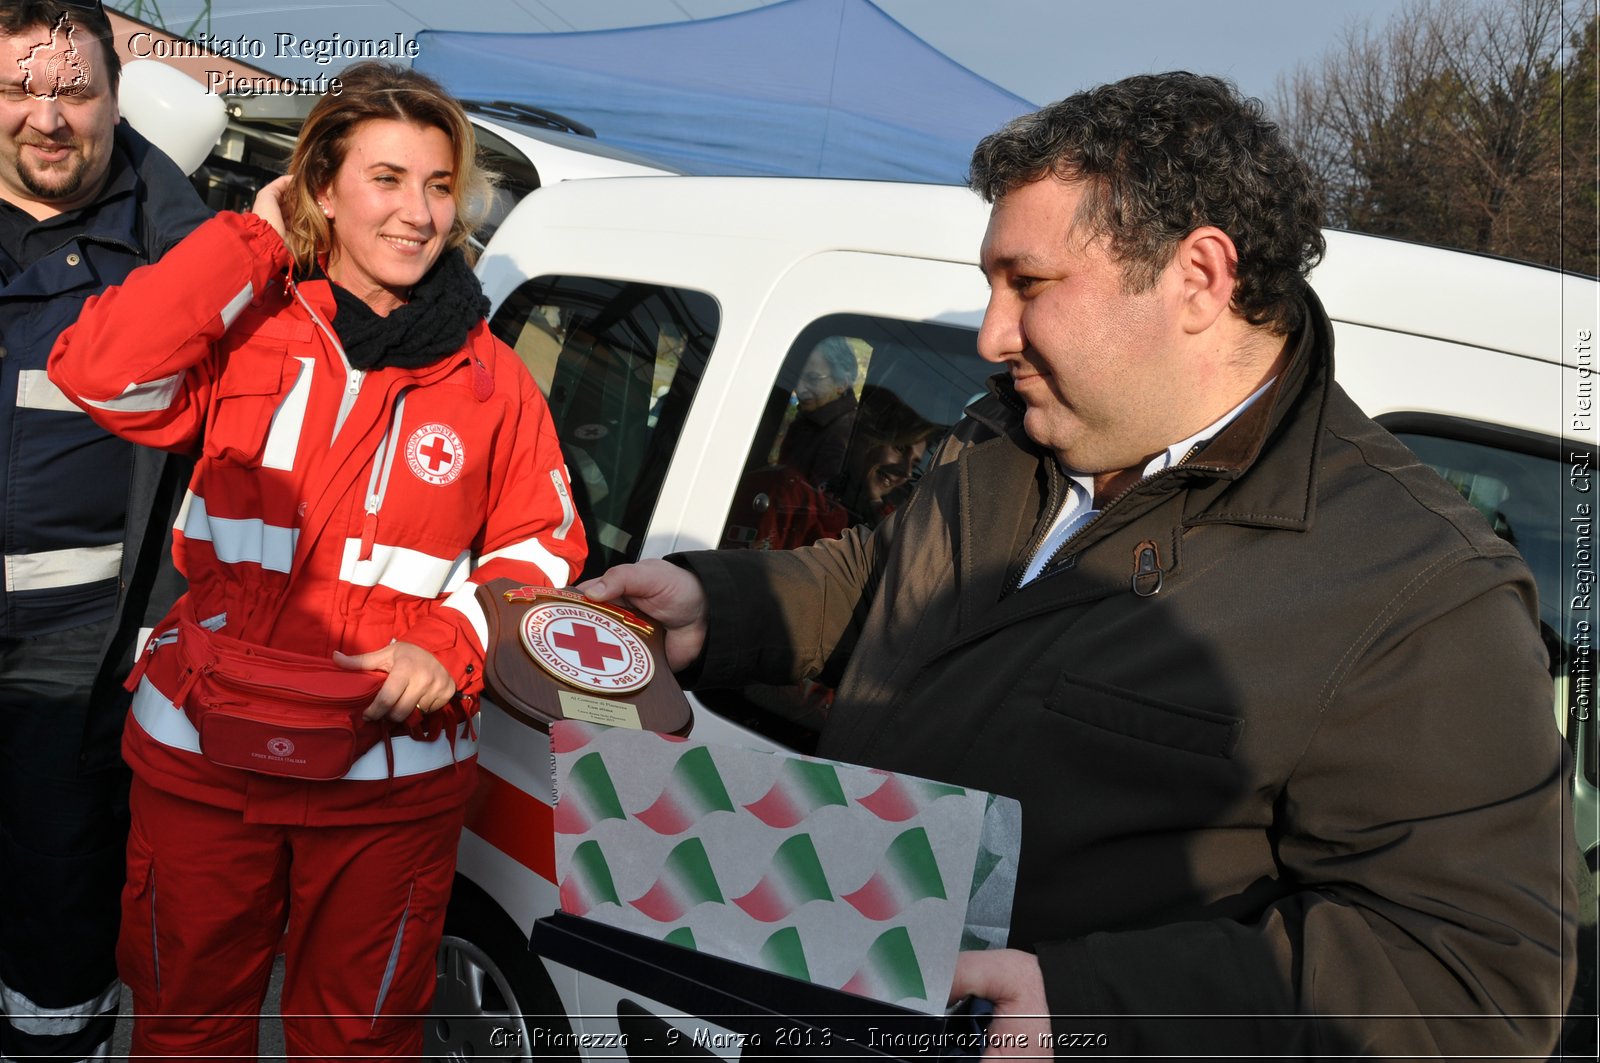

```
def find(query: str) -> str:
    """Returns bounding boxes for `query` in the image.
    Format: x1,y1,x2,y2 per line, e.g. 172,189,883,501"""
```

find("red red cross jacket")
49,211,586,824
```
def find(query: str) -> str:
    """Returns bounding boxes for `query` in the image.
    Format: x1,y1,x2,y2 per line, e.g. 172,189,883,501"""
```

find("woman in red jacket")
49,63,585,1059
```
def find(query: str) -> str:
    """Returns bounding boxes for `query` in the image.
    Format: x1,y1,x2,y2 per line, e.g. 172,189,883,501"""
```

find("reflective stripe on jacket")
0,127,209,644
50,211,585,825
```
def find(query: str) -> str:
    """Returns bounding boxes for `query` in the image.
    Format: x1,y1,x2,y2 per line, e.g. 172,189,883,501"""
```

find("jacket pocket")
118,836,161,1007
202,345,289,466
1044,672,1242,758
370,850,457,1026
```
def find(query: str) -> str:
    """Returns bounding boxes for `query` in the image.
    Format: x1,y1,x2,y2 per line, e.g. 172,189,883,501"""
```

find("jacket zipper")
1006,457,1069,595
1008,443,1216,595
359,391,411,561
290,281,365,439
288,280,413,563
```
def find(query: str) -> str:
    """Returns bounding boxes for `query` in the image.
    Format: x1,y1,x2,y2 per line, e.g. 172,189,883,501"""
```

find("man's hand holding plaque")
475,579,693,735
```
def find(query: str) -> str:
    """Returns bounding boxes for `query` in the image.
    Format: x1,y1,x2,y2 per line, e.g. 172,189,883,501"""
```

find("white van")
183,91,675,235
430,175,1598,1059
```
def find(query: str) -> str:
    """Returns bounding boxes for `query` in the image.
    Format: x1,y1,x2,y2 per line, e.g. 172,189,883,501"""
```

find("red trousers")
118,778,463,1061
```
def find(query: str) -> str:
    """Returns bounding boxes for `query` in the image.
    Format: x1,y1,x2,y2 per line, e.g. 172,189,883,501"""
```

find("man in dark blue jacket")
0,3,209,1058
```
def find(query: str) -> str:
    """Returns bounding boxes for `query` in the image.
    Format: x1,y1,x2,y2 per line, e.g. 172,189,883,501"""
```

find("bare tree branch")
1272,0,1593,274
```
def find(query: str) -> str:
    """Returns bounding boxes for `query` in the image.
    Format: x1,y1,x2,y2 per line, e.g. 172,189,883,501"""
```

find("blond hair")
282,62,491,273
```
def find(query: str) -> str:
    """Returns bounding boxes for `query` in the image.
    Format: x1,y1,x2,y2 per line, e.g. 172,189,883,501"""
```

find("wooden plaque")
475,579,693,736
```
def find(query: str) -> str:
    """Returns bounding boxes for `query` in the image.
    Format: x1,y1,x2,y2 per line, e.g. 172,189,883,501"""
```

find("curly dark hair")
969,72,1324,335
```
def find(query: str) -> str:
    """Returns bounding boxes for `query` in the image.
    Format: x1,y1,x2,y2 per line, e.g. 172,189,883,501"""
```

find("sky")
118,0,1446,108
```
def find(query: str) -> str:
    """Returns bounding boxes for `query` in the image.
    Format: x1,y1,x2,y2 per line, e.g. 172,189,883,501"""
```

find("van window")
490,276,719,583
1388,421,1595,793
701,313,992,751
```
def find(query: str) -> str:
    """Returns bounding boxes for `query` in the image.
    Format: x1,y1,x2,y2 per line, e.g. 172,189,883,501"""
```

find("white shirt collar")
1062,374,1278,502
1021,376,1277,585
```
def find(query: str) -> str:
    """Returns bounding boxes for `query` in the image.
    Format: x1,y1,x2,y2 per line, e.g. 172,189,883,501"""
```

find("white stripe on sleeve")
440,582,490,653
479,536,569,588
550,468,575,541
220,283,254,329
78,372,184,414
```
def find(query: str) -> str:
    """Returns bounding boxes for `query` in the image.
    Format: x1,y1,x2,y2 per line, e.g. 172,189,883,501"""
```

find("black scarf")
319,248,490,370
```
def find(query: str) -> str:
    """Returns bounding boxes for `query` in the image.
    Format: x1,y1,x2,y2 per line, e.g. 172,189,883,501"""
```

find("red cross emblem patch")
519,601,654,695
406,423,465,486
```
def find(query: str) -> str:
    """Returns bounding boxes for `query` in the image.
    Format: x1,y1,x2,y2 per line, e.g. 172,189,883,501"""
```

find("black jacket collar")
962,288,1336,533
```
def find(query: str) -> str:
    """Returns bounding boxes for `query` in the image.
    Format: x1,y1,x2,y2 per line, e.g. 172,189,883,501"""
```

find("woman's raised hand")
251,174,294,243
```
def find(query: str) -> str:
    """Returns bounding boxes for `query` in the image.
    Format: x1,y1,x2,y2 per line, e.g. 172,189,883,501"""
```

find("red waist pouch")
171,620,392,781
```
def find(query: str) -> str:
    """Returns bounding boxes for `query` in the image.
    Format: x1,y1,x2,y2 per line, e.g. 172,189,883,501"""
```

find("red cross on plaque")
553,622,625,671
419,436,455,473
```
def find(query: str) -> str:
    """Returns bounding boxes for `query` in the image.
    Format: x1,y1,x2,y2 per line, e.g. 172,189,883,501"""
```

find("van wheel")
426,878,575,1062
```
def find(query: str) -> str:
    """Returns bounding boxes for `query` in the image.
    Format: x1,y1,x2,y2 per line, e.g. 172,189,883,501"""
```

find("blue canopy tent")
415,0,1035,183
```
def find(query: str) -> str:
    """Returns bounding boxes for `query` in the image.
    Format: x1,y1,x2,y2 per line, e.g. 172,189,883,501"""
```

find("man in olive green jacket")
585,72,1575,1058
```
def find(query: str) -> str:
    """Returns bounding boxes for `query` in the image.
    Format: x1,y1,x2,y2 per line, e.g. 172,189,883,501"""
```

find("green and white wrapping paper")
552,721,1020,1015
